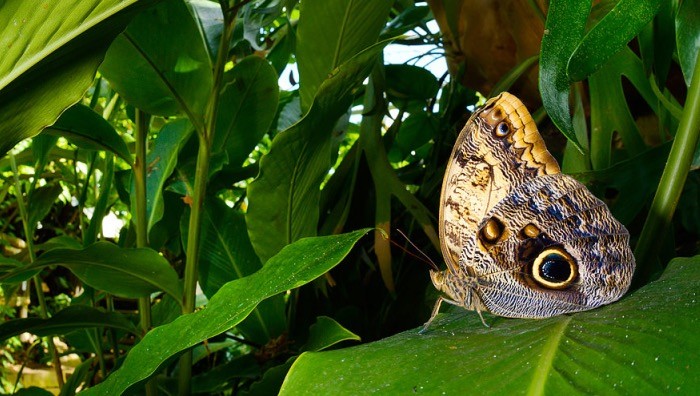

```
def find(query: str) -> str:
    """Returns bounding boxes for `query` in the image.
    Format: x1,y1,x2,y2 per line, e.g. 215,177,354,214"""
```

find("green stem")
9,153,64,388
178,4,237,394
134,109,157,396
105,294,121,362
633,55,700,284
134,110,153,333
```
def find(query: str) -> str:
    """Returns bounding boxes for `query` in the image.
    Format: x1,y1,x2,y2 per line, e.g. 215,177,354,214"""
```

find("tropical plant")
0,0,698,394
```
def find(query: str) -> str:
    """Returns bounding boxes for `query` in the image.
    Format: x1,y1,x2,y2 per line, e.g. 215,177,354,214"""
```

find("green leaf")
676,0,700,86
268,22,295,75
281,256,700,394
100,0,213,124
27,184,63,231
241,358,296,396
567,0,662,81
13,387,54,396
384,64,439,103
84,153,114,245
296,0,394,110
574,143,668,224
247,40,391,263
539,0,590,151
31,134,59,169
0,242,182,301
389,113,438,163
0,0,153,157
44,103,132,164
60,356,95,396
0,305,137,342
303,316,360,352
192,354,260,394
588,48,652,169
82,229,371,395
213,56,279,167
141,119,193,233
381,5,430,38
188,197,286,345
187,0,224,63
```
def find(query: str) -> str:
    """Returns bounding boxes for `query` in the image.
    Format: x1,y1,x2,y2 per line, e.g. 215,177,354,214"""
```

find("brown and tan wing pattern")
439,92,560,273
467,173,635,318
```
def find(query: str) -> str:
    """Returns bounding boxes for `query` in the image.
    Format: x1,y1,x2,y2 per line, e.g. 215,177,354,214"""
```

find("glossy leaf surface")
282,256,700,394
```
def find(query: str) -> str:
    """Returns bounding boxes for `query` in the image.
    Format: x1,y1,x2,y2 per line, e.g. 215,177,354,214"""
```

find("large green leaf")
567,0,662,81
281,256,700,394
43,103,132,164
213,56,279,167
539,0,590,152
296,0,394,110
247,40,391,264
99,0,212,125
82,229,371,395
0,305,137,341
187,197,286,345
676,0,700,86
0,242,182,301
0,0,155,157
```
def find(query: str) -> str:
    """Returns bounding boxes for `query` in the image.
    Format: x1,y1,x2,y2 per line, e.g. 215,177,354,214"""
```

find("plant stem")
134,109,157,396
634,55,700,284
134,110,153,334
178,4,236,394
9,153,64,388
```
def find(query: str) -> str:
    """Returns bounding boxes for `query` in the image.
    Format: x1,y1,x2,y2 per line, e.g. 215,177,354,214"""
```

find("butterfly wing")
467,173,635,317
439,92,560,274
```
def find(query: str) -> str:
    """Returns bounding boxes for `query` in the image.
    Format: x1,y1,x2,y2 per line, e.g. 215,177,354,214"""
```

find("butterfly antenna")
391,229,440,271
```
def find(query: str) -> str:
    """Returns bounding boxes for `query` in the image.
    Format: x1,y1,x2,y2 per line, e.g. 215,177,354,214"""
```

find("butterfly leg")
474,306,490,328
419,296,444,334
420,296,461,334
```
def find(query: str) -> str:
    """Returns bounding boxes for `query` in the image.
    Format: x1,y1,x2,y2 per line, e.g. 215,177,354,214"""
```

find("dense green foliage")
0,0,698,394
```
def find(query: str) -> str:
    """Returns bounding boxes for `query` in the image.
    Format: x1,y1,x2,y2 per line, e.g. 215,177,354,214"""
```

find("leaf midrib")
527,316,572,395
0,1,131,91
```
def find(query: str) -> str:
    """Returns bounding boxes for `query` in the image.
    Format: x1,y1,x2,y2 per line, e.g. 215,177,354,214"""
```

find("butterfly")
422,92,635,331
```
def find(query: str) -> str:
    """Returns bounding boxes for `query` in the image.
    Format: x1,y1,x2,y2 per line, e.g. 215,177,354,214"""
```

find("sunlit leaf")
0,0,154,157
100,0,212,124
296,0,393,110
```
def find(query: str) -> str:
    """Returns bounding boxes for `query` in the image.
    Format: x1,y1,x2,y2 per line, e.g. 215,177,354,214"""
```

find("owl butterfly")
422,92,635,331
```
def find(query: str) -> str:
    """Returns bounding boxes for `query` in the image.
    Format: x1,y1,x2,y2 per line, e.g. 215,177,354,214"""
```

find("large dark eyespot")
494,122,510,138
531,248,577,289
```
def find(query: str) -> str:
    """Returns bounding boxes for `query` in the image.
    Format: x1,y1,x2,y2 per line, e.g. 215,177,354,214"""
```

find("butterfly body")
424,93,634,330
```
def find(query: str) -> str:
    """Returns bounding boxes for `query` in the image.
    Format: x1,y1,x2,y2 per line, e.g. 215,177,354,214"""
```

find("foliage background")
0,0,698,394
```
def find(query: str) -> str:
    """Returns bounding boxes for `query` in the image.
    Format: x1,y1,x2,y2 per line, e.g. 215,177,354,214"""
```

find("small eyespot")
479,217,505,245
520,223,541,239
495,122,510,138
531,248,577,289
